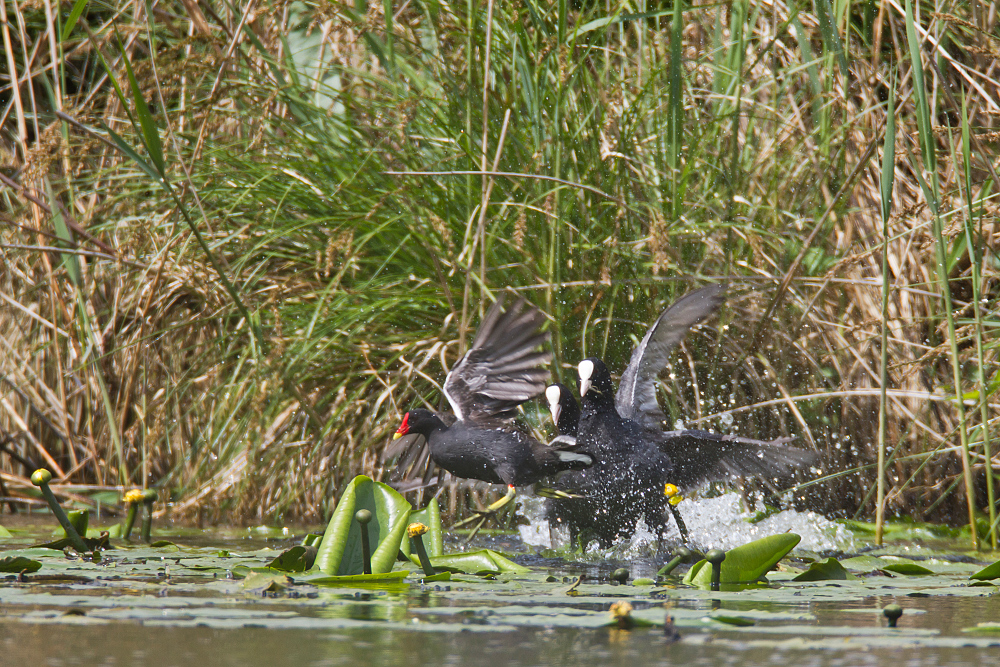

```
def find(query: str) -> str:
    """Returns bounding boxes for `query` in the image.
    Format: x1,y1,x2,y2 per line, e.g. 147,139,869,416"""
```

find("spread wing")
657,428,818,490
615,285,726,426
443,294,551,423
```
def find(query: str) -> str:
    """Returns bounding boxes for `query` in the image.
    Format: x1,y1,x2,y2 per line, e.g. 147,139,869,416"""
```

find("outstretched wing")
615,285,726,426
444,294,551,423
657,428,818,490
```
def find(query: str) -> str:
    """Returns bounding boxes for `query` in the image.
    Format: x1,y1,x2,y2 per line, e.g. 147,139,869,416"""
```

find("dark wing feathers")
616,285,726,426
657,428,818,490
444,295,551,422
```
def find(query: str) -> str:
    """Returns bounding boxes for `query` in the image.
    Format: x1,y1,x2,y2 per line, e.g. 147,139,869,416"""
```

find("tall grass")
1,1,997,531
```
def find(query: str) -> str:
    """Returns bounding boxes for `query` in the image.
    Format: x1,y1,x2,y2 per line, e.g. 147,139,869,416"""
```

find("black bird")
391,295,593,517
546,285,817,547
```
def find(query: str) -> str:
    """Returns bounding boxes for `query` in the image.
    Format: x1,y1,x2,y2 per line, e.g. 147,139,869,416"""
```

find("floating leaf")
0,525,11,538
970,559,1000,581
241,571,291,593
963,623,1000,635
0,556,42,573
711,614,756,627
295,570,409,586
416,550,529,576
266,546,317,573
683,534,800,585
314,475,411,576
792,557,858,581
882,563,934,576
401,498,443,558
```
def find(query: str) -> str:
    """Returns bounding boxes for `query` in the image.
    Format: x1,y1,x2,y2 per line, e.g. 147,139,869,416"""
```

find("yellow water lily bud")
407,522,429,538
124,489,146,504
610,601,633,619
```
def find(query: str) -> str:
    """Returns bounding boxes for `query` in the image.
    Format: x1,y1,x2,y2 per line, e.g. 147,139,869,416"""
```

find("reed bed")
0,1,997,542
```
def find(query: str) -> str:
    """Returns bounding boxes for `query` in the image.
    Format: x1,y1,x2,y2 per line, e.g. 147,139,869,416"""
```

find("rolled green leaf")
315,475,411,576
684,534,800,586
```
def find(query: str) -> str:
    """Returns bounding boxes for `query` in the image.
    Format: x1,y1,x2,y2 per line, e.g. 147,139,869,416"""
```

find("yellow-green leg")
450,485,517,543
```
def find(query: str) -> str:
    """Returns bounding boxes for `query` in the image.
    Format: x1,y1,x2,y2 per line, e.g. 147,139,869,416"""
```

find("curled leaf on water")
314,475,412,576
882,563,934,576
792,557,858,582
684,534,800,586
410,549,528,576
962,623,1000,635
242,571,292,594
0,556,43,573
969,559,1000,581
267,545,318,573
401,498,443,559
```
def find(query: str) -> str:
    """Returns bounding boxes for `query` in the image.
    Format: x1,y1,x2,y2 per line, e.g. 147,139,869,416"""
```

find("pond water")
1,511,998,667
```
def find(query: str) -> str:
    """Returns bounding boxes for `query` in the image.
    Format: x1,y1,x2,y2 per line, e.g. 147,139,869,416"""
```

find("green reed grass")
1,1,997,526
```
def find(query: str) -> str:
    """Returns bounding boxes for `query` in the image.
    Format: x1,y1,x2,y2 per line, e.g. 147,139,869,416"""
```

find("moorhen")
391,295,593,520
547,286,817,546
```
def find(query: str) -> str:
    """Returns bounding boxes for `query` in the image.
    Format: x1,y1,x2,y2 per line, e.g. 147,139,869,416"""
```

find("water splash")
518,492,855,554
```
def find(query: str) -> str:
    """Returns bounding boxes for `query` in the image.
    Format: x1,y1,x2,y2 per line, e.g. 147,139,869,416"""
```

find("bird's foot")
532,483,589,500
449,485,517,543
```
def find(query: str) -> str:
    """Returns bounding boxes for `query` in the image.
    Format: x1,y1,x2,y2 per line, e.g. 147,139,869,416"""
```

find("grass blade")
875,81,896,546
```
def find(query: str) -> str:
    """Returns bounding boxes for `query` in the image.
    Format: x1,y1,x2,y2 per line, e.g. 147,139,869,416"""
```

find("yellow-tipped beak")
393,433,402,440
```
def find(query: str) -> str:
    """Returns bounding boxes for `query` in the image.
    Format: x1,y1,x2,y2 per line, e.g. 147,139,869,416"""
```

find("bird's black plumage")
546,286,817,545
390,296,592,489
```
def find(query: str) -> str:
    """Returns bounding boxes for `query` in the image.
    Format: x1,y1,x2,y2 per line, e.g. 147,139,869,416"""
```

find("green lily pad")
241,571,292,593
0,556,42,573
963,622,1000,635
401,498,443,559
266,545,318,573
415,549,529,575
295,570,410,586
970,559,1000,581
683,533,800,585
711,614,756,626
0,525,11,538
882,562,934,575
314,475,411,576
792,557,859,581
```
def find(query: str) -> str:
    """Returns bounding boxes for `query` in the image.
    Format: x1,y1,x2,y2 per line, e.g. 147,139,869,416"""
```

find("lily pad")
266,545,317,573
882,562,934,576
0,525,11,538
963,623,1000,635
401,498,443,559
0,556,42,573
242,571,292,593
683,533,800,585
295,570,409,586
415,549,530,575
314,475,411,576
970,559,1000,581
792,558,859,581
